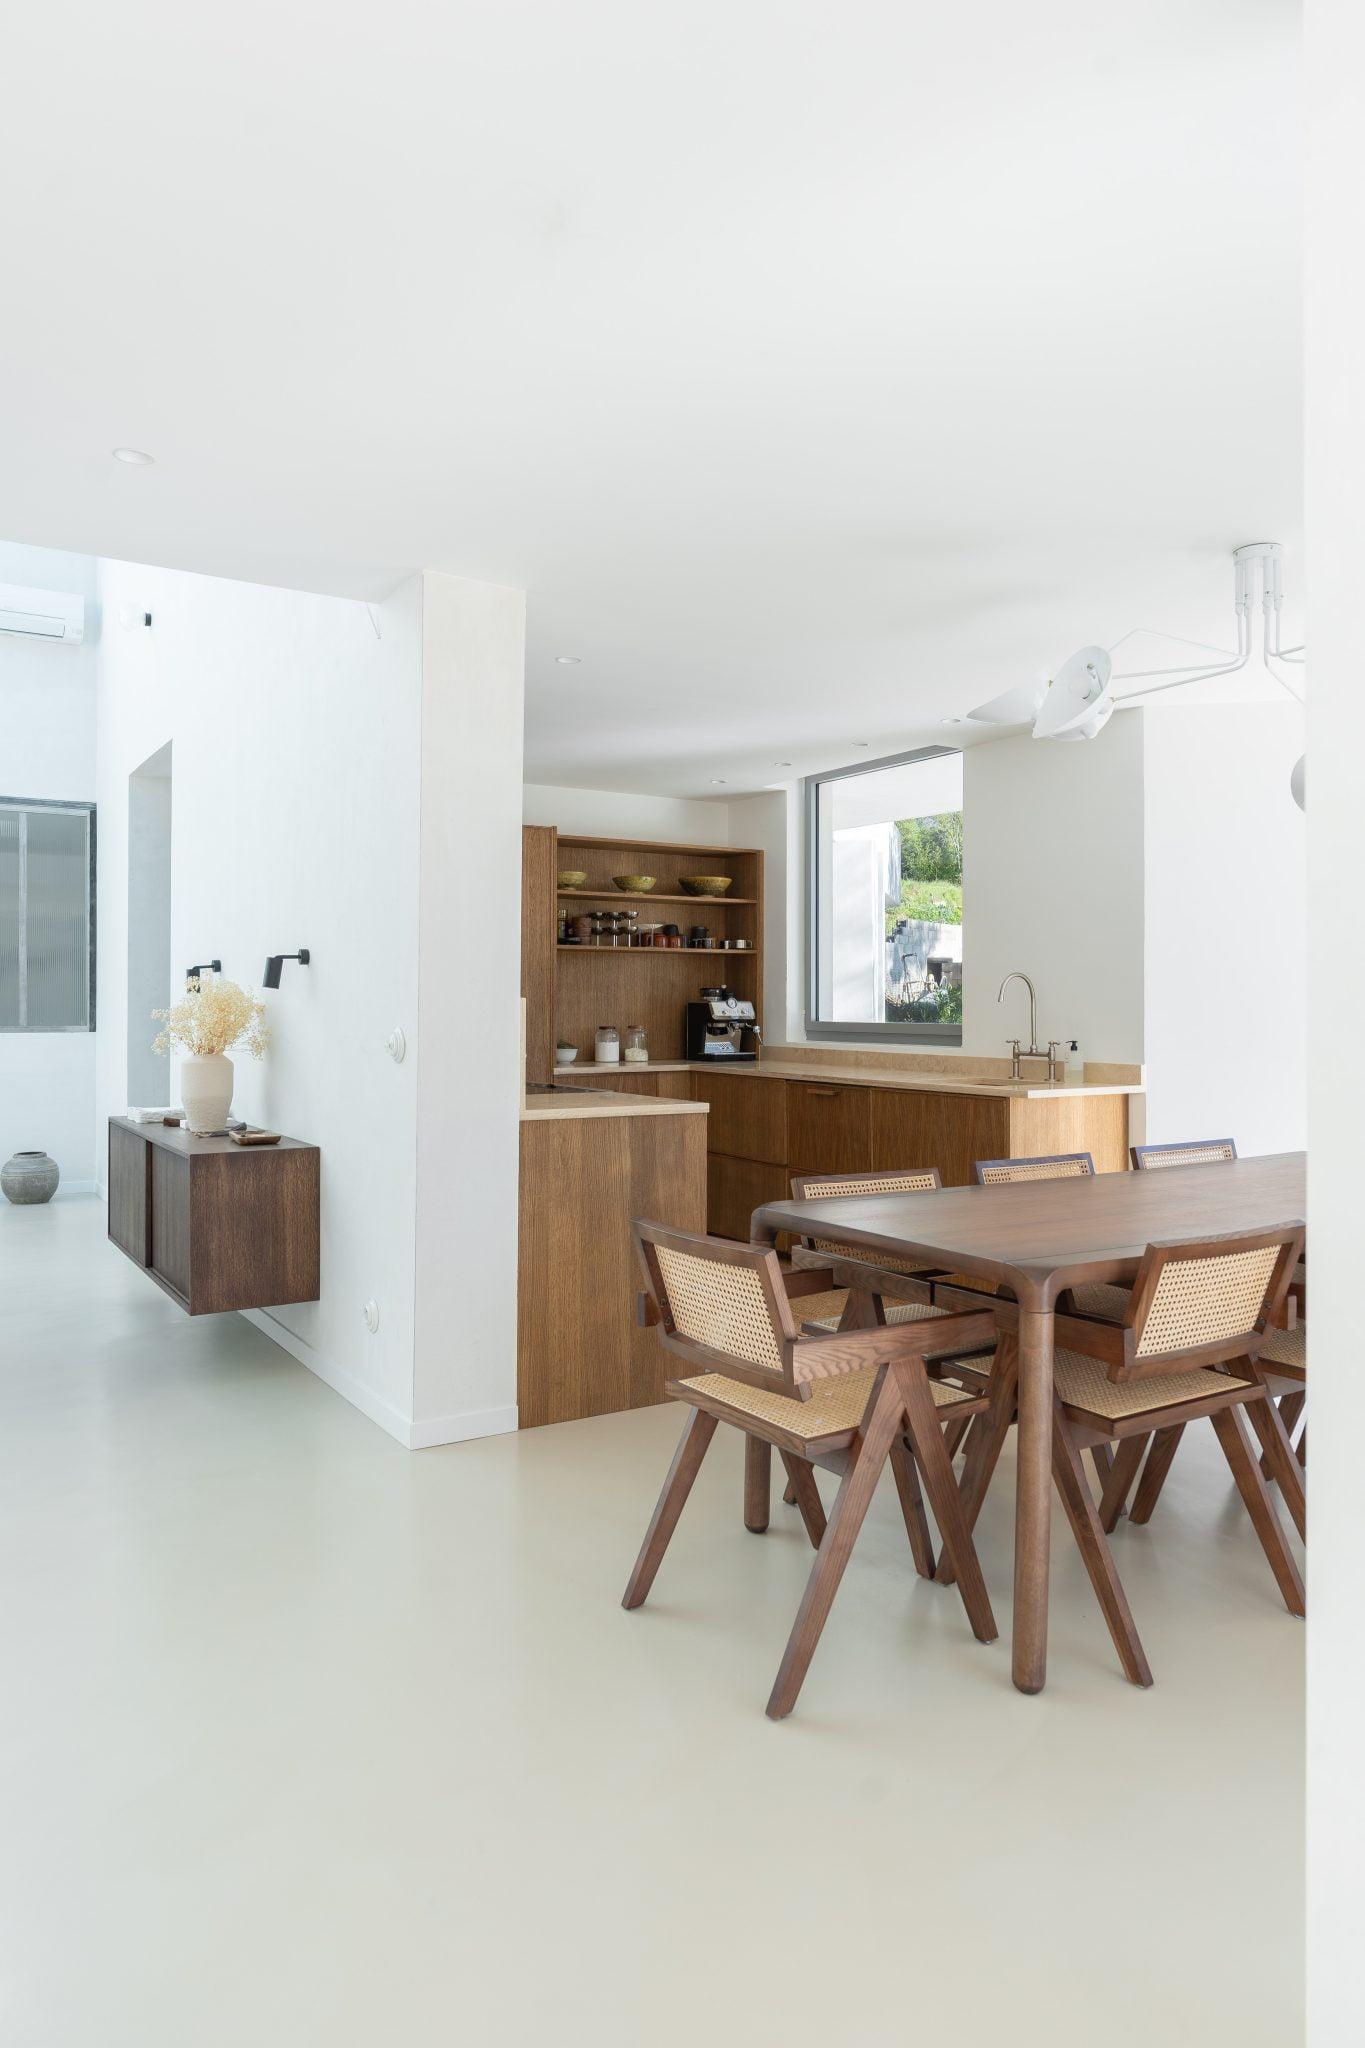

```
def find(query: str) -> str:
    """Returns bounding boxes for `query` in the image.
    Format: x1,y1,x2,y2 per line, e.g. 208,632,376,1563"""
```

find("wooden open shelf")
557,945,756,958
556,889,757,905
522,827,765,1074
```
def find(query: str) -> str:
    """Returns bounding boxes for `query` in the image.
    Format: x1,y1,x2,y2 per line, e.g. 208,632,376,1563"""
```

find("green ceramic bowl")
557,869,589,889
613,874,656,893
679,875,732,896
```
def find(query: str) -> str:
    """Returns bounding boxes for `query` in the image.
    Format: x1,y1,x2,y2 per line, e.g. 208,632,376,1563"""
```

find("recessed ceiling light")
112,446,155,465
710,778,727,785
852,741,870,749
555,654,580,665
775,761,792,767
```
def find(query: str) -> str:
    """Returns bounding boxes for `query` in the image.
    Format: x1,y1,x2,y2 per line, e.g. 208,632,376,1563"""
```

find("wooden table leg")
1013,1302,1054,1694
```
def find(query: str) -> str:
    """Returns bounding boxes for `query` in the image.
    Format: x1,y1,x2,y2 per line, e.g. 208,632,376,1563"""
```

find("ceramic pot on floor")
1,1151,60,1204
179,1053,234,1134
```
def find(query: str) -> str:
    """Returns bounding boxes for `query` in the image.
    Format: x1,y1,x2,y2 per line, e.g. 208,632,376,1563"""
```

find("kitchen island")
518,1086,707,1426
551,1048,1143,1237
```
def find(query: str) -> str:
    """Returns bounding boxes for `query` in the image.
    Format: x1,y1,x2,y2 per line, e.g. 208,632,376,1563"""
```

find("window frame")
0,795,97,1033
803,745,962,1047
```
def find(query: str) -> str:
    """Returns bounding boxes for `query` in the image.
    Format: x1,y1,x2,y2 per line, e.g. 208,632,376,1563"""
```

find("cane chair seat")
1068,1282,1133,1321
803,1298,953,1335
1053,1349,1253,1425
674,1366,979,1446
809,1239,935,1277
1259,1322,1307,1382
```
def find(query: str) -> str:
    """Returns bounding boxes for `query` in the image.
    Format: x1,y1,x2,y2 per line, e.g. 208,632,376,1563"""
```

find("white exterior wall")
0,543,100,1188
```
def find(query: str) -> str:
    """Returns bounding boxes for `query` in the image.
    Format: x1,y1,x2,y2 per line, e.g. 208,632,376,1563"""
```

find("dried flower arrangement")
153,974,270,1059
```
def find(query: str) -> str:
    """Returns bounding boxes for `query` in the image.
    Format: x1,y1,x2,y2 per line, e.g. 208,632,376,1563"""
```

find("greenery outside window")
805,748,962,1044
0,798,96,1031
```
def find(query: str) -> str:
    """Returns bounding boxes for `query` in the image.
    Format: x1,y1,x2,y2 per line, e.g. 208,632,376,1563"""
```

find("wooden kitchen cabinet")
690,1069,788,1164
868,1088,1011,1188
107,1117,320,1315
786,1079,872,1177
705,1152,791,1243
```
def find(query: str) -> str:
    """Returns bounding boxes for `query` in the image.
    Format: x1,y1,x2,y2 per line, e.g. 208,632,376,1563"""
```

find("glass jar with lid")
595,1024,620,1064
623,1024,649,1064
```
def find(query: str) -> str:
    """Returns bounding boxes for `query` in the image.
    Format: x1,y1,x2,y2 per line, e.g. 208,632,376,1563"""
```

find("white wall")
1306,0,1364,2035
727,788,801,1042
0,542,100,1188
523,782,729,842
97,559,427,1442
1143,703,1305,1155
962,716,1147,1063
413,573,526,1446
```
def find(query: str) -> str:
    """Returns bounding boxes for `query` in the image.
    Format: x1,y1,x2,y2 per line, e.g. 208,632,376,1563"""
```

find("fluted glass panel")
24,808,89,1027
0,809,19,1028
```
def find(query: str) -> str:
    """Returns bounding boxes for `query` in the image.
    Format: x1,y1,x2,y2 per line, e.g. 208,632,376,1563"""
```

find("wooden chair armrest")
788,1307,997,1383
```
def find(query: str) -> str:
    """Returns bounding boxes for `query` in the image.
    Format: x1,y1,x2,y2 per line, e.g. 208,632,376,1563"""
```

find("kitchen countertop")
522,1087,708,1123
550,1060,1142,1101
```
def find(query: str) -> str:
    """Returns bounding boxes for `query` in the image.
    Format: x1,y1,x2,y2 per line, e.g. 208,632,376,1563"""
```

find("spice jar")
595,1025,620,1064
623,1024,649,1064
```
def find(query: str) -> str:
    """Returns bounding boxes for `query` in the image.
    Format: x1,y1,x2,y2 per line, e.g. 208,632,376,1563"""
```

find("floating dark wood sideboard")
107,1118,320,1315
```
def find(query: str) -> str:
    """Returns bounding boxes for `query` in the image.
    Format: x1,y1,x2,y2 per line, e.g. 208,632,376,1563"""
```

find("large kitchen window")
806,748,962,1044
0,798,96,1030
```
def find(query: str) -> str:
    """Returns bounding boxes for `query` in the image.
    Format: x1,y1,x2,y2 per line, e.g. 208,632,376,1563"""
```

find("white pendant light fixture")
968,543,1306,745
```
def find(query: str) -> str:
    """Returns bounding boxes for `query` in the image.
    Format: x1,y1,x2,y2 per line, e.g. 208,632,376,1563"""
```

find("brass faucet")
997,973,1062,1083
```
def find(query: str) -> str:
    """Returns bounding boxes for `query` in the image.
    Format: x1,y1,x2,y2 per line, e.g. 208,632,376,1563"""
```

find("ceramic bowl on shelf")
612,874,656,893
557,870,589,889
679,875,732,896
554,1046,579,1065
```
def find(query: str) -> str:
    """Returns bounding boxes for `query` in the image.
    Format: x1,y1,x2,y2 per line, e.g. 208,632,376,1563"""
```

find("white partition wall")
95,560,526,1448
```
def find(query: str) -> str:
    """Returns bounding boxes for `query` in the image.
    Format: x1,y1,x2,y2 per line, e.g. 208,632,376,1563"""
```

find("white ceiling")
2,1,1300,795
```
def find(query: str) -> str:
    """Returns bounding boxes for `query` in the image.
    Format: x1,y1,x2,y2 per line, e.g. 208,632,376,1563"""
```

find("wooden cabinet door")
690,1071,787,1163
108,1122,149,1264
868,1089,1011,1188
786,1081,872,1178
521,825,557,1084
706,1154,790,1241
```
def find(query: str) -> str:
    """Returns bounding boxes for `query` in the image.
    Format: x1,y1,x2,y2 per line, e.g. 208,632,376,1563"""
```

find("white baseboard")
240,1310,518,1451
54,1181,98,1197
241,1309,414,1447
408,1404,519,1450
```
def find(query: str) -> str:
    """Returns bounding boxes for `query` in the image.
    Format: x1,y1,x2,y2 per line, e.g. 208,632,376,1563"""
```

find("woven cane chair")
939,1224,1305,1685
626,1221,998,1719
785,1169,988,1479
1131,1137,1238,1171
788,1168,944,1313
1079,1138,1244,1512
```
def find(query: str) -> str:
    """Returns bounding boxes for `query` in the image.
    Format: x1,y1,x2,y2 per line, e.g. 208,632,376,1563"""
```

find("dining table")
751,1149,1307,1694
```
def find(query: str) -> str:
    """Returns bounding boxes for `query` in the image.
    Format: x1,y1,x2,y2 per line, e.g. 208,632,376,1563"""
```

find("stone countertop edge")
521,1092,709,1122
547,1061,1143,1100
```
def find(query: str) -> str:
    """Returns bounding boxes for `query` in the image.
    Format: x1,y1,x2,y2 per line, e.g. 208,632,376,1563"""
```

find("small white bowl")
555,1047,579,1065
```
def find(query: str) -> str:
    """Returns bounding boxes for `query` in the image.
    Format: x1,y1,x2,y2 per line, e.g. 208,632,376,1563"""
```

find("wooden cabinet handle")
807,1087,839,1098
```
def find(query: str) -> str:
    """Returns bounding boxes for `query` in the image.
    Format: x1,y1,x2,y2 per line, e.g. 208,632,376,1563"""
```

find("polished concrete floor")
1,1198,1302,2047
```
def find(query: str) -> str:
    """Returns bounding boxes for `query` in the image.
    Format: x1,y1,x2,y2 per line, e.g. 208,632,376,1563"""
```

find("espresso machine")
685,986,762,1061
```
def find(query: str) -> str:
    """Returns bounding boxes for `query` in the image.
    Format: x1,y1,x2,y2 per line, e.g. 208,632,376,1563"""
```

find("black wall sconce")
262,949,310,989
186,959,221,986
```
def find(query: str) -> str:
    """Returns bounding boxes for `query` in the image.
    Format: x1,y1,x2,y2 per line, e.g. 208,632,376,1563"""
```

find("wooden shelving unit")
521,828,765,1080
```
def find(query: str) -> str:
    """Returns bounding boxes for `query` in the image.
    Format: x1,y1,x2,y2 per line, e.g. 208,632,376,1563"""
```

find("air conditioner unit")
0,581,86,644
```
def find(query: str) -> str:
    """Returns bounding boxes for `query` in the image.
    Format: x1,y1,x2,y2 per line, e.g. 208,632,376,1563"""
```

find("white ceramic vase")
180,1052,234,1134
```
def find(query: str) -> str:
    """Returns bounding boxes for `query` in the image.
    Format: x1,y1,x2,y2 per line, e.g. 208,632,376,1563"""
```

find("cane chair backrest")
1131,1138,1238,1172
974,1152,1095,1186
1115,1226,1304,1382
